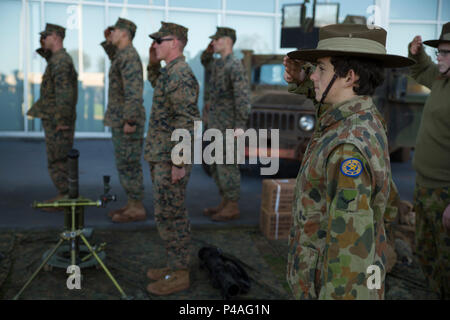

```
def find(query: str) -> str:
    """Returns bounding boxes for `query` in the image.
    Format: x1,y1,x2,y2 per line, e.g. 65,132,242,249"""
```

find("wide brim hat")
288,24,415,68
423,22,450,48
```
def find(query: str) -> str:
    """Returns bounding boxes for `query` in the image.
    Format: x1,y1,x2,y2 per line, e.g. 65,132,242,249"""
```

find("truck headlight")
298,115,315,131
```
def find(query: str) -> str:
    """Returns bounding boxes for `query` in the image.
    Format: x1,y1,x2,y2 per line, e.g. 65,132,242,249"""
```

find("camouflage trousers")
209,135,241,202
149,161,192,270
42,119,74,195
111,127,144,201
210,163,240,202
413,184,450,299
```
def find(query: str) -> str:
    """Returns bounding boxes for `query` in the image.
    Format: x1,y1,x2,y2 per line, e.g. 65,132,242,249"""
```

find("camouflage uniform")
408,28,450,299
145,23,200,269
27,24,78,195
286,92,394,299
283,24,415,300
201,28,251,202
101,18,145,201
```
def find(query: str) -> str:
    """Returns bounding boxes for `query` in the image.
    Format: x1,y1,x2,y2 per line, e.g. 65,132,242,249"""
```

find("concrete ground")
0,138,416,231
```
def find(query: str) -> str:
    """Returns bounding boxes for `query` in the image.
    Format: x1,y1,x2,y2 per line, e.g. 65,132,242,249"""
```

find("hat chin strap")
319,73,338,105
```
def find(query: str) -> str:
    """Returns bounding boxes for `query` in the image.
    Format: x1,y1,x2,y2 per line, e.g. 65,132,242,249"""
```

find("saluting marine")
144,22,200,296
27,23,78,210
101,18,147,223
201,27,251,222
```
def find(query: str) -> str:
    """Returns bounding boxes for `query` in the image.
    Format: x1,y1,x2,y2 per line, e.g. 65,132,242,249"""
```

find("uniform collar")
164,55,185,71
49,48,66,61
318,95,373,131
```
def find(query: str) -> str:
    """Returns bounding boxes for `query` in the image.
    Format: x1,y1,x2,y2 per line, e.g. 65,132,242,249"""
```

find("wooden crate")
259,206,293,240
260,179,296,214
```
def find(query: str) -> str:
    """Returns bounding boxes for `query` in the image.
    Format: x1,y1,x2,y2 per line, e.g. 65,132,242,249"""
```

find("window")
227,0,275,13
0,0,24,131
390,0,438,20
169,0,221,10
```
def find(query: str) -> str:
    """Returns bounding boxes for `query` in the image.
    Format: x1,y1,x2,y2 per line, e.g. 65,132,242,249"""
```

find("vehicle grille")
248,111,297,131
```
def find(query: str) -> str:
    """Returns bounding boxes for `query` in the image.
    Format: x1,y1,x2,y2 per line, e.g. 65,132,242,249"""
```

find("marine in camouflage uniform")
408,23,450,299
201,27,251,221
27,24,78,207
144,22,200,296
101,18,146,222
284,24,414,299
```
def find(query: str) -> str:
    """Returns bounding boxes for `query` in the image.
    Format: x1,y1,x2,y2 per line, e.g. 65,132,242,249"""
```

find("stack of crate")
259,179,296,240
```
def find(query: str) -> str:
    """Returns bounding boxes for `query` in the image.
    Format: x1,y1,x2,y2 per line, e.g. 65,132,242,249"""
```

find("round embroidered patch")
340,158,363,177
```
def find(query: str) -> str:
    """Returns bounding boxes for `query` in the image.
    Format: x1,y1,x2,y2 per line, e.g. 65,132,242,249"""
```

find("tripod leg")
13,238,65,300
79,233,127,299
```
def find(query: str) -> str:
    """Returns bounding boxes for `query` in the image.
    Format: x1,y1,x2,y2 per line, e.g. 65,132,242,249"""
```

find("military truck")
202,0,427,176
241,0,427,168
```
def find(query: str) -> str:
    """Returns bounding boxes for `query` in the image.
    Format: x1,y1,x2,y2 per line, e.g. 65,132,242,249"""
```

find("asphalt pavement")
0,138,416,231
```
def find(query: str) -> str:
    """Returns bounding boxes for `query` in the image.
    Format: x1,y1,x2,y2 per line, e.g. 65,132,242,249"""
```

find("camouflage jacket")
102,42,145,128
201,51,250,131
27,48,78,126
144,56,200,163
287,95,393,300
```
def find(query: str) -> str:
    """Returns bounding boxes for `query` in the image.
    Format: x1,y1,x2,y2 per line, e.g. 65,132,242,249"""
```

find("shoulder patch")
340,158,363,178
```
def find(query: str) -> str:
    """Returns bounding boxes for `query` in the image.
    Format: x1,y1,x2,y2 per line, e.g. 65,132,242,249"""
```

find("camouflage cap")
149,21,188,44
112,18,137,39
40,23,66,39
209,27,236,43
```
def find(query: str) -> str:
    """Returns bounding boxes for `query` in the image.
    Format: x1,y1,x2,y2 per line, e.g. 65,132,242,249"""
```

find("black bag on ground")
198,246,251,299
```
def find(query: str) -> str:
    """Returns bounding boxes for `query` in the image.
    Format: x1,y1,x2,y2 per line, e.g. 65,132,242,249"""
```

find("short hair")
330,56,384,96
120,28,135,40
174,36,187,50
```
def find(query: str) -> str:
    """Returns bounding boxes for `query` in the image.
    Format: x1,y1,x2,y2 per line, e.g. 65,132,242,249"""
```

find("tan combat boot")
112,199,146,223
41,194,67,212
108,202,129,218
146,269,190,296
211,201,240,222
203,198,227,217
146,267,171,281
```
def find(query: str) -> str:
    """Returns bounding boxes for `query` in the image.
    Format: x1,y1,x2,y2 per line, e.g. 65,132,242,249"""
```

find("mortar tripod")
14,149,129,300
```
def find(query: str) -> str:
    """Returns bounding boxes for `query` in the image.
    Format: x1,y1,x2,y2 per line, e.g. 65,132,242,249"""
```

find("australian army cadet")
408,22,450,299
283,24,414,299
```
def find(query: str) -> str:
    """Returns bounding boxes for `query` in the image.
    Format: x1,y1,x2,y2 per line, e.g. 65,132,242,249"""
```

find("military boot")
146,267,171,281
146,269,190,296
203,198,227,217
41,194,67,212
112,199,146,223
211,201,240,222
108,201,129,218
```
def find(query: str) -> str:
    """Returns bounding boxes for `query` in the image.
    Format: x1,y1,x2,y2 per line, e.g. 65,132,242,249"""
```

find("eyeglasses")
155,38,174,44
435,49,450,57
